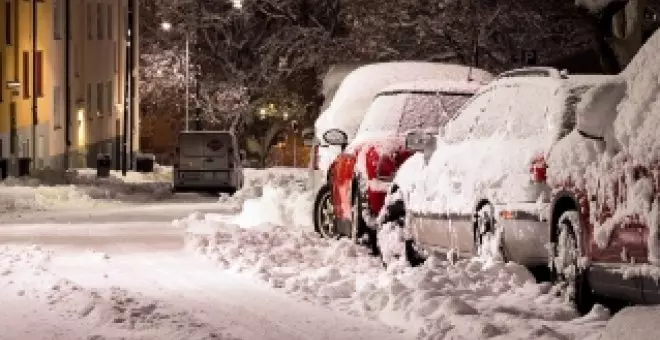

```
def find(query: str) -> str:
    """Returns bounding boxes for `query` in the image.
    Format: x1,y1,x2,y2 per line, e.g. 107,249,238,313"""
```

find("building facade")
0,0,139,172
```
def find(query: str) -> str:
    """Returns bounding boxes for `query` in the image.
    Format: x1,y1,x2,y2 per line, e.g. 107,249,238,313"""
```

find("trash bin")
97,153,111,178
0,158,7,180
17,157,31,177
135,153,155,173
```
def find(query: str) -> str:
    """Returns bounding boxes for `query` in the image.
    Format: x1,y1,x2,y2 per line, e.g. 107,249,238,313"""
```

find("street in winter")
2,0,660,339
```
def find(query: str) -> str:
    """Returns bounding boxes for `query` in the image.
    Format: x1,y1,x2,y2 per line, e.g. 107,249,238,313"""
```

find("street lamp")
161,21,190,131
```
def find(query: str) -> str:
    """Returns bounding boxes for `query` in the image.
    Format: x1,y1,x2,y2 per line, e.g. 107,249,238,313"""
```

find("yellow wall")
1,2,51,130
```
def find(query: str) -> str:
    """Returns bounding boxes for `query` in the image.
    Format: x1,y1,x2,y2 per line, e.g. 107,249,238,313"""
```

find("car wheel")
351,188,379,255
474,203,506,262
377,185,425,266
313,185,339,239
550,210,593,315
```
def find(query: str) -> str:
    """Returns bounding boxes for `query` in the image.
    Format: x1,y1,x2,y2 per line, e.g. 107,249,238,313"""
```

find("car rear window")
357,91,472,137
398,93,471,133
179,133,233,157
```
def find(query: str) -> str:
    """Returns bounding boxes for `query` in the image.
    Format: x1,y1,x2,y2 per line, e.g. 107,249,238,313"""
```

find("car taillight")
313,145,320,170
377,156,396,180
530,155,547,183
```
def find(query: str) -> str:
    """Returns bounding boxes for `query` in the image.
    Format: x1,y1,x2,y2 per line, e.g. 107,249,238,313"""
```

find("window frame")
22,51,30,98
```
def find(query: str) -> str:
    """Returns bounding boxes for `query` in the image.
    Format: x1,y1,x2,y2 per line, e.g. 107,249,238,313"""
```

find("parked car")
378,67,612,267
547,30,660,313
311,61,492,239
172,131,244,194
320,79,486,251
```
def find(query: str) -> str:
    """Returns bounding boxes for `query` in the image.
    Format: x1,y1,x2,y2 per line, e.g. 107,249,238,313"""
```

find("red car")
547,72,660,313
321,80,484,251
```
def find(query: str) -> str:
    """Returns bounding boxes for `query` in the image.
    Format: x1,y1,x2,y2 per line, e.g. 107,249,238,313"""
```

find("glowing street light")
160,21,172,31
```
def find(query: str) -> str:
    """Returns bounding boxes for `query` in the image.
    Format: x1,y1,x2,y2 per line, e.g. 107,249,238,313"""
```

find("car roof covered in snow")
377,79,486,96
314,61,493,141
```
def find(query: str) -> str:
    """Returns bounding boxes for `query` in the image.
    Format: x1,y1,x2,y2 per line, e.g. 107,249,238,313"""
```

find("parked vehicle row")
308,29,660,313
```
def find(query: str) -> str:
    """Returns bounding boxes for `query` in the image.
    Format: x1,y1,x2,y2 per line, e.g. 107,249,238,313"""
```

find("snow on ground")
183,218,609,339
0,245,232,340
0,167,174,214
209,167,313,229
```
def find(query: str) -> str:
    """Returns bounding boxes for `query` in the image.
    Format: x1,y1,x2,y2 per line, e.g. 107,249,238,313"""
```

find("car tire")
550,210,594,315
313,185,340,239
378,185,425,266
473,203,507,262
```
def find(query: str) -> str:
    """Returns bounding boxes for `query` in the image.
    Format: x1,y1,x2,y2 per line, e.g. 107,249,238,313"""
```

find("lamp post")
161,22,190,131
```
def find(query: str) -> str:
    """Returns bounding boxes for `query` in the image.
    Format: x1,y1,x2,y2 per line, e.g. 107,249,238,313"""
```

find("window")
10,103,17,155
87,2,94,40
97,82,104,115
22,51,30,98
106,81,113,115
53,0,62,40
107,4,113,40
398,93,471,134
5,1,11,45
53,86,62,128
86,83,92,118
74,44,80,77
357,91,472,138
97,3,104,39
35,51,43,97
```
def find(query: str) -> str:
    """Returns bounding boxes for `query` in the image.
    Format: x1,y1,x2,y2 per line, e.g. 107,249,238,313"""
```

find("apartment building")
0,0,139,172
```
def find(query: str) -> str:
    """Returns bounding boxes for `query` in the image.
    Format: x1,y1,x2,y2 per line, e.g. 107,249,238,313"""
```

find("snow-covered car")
378,67,612,267
546,30,660,314
320,80,486,251
311,61,492,238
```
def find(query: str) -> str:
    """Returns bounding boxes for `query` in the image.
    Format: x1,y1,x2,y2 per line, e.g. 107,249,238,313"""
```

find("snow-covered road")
0,203,405,340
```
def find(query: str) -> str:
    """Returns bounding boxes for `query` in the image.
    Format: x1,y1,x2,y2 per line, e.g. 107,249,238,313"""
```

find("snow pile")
183,219,608,339
586,306,660,340
0,168,174,214
0,245,234,340
229,168,312,229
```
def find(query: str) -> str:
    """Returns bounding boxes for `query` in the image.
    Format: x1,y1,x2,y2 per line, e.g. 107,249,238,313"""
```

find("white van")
172,131,244,194
310,61,492,236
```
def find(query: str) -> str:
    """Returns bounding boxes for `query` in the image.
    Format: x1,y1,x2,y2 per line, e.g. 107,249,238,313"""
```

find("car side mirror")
322,128,348,151
576,78,627,141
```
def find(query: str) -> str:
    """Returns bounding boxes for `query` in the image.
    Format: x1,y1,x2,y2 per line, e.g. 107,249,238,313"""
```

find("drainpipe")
31,0,38,168
64,0,71,169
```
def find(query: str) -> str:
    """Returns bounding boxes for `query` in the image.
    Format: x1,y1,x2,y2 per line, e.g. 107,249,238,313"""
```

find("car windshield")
357,91,472,137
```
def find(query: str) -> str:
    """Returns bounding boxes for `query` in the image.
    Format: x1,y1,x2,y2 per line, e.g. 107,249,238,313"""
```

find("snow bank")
171,167,313,230
0,168,174,214
588,306,660,340
183,219,608,339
